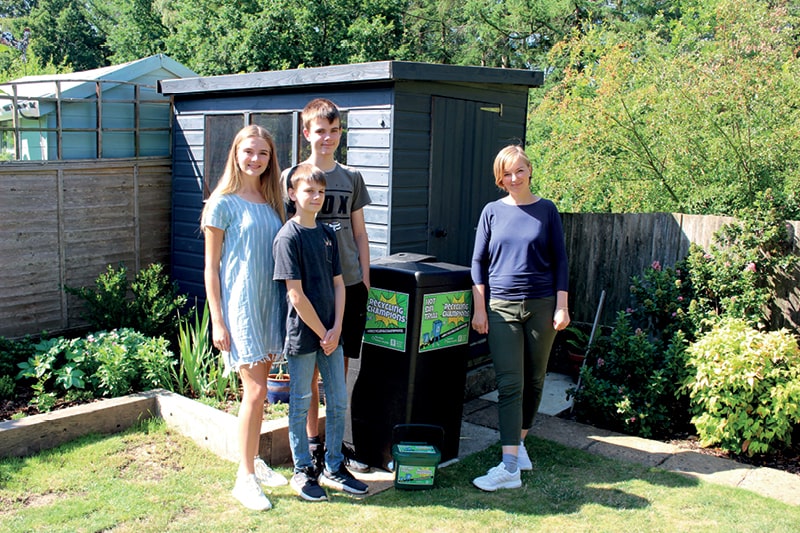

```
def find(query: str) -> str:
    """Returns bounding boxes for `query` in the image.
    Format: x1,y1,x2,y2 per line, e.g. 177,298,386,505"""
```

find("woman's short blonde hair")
493,145,531,190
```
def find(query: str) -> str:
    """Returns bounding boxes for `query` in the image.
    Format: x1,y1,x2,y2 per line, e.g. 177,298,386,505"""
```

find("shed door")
428,96,501,266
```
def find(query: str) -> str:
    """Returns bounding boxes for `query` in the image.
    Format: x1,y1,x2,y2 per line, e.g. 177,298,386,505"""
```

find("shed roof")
158,60,543,96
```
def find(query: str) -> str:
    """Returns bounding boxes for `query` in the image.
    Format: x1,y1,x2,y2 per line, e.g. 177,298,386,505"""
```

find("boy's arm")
351,208,371,288
285,279,328,340
321,274,345,355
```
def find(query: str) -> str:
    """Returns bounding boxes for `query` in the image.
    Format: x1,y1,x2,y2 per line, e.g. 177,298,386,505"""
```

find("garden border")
0,389,323,466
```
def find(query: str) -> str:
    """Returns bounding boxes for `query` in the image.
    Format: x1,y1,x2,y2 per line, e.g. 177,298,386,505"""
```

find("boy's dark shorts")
342,281,368,359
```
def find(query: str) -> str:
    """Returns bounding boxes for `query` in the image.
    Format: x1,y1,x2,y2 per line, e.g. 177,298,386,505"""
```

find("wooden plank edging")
0,389,323,466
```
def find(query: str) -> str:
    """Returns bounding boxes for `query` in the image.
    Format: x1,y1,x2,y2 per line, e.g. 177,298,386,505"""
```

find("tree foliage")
529,0,800,217
24,0,106,71
2,0,798,218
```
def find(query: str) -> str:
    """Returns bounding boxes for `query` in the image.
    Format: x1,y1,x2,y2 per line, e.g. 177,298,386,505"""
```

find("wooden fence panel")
0,159,172,338
563,213,799,333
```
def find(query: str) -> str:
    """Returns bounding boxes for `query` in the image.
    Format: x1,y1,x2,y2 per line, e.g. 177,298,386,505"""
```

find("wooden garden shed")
160,60,543,303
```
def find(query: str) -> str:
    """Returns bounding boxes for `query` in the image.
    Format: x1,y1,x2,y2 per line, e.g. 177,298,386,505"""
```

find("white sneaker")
518,444,533,471
254,457,288,487
232,473,272,511
472,462,522,491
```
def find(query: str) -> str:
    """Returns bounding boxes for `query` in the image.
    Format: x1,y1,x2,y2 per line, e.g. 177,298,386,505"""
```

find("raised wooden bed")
0,389,325,465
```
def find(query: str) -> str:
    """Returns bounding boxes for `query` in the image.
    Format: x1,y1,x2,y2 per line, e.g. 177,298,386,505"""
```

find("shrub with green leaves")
17,329,176,409
570,312,691,438
629,260,696,344
0,335,36,379
0,374,14,399
685,318,800,456
685,190,798,331
65,262,187,341
84,329,175,397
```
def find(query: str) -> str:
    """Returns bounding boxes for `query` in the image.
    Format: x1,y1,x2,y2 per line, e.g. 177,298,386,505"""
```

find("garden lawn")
1,419,799,533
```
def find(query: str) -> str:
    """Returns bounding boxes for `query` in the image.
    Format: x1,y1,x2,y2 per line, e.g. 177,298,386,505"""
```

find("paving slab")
529,414,616,452
737,467,800,506
661,451,753,488
586,434,680,468
464,372,800,506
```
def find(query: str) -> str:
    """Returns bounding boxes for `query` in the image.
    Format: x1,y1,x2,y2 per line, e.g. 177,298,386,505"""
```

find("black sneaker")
341,442,370,473
319,465,369,495
290,468,327,501
309,441,325,478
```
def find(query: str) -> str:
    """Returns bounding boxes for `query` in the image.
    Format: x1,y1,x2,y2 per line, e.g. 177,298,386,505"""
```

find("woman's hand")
553,308,570,331
472,308,489,335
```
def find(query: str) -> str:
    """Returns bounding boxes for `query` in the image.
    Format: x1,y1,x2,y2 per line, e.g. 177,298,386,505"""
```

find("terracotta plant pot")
567,350,586,379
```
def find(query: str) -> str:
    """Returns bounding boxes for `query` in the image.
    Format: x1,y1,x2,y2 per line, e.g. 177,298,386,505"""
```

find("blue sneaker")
291,468,327,501
319,465,369,494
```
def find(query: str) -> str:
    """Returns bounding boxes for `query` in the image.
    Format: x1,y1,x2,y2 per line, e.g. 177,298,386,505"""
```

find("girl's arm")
204,226,230,351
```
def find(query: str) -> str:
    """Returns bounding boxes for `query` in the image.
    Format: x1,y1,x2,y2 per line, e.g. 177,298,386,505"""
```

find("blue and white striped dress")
203,193,286,370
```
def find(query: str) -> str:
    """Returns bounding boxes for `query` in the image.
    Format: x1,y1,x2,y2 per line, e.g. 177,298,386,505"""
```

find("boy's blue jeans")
286,345,347,473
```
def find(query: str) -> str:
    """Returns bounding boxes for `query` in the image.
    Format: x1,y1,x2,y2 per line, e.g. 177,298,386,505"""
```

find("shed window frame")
203,110,348,200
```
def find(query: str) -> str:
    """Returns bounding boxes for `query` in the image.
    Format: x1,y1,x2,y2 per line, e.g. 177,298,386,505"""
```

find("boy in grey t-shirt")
273,163,369,501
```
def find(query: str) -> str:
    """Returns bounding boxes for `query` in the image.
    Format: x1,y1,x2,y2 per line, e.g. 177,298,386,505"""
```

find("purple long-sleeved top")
471,198,569,301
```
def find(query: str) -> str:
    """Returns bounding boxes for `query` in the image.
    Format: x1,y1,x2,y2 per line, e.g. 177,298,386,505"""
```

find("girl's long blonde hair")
201,125,285,228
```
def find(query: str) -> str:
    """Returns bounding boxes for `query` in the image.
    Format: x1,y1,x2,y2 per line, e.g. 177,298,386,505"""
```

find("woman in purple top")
470,145,571,492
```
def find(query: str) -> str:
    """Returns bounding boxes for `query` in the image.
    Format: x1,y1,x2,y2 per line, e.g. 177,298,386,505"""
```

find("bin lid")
373,252,437,264
371,258,472,288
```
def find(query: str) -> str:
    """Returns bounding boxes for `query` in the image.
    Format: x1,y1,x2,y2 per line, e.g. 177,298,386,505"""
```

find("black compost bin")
351,253,473,470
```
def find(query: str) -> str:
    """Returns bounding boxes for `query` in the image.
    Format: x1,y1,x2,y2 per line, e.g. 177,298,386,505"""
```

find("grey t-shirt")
273,220,342,355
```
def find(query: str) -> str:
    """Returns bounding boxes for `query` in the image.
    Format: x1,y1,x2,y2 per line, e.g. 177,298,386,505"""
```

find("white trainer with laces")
472,462,522,491
253,457,288,487
518,444,533,471
232,473,273,511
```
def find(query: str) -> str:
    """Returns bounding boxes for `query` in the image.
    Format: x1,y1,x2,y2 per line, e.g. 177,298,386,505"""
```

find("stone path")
456,372,800,507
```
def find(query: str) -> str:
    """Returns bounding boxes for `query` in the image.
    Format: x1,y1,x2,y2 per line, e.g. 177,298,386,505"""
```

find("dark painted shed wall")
170,87,395,300
390,81,530,259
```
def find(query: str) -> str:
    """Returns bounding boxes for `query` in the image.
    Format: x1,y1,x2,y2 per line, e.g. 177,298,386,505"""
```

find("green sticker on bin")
418,290,472,352
397,444,437,454
363,288,410,352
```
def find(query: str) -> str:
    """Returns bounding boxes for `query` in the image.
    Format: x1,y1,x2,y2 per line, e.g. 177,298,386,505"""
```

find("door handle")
432,228,448,238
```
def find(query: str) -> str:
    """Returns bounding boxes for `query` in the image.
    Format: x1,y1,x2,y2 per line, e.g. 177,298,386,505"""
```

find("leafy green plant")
569,312,691,438
629,259,696,343
16,329,176,408
16,338,80,411
174,302,237,402
64,264,130,331
129,262,188,340
684,190,798,331
0,374,15,399
564,325,590,353
65,262,188,340
0,335,37,379
685,318,800,456
87,329,175,397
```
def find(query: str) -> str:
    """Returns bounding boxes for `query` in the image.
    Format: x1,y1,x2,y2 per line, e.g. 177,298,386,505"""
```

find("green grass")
1,420,799,533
